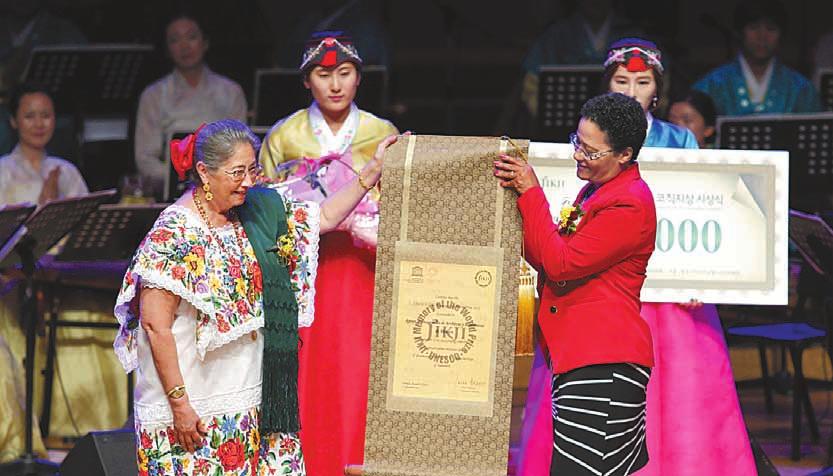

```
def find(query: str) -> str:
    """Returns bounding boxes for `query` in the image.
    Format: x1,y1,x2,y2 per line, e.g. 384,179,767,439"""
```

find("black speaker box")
59,430,137,476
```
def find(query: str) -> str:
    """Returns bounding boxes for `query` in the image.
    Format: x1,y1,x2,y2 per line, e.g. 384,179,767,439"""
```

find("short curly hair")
579,93,647,162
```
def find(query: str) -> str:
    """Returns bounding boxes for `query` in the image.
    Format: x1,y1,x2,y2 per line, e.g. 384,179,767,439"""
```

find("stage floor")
43,355,833,475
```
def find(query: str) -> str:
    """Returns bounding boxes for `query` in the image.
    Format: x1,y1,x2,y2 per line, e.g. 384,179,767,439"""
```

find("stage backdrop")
360,135,526,476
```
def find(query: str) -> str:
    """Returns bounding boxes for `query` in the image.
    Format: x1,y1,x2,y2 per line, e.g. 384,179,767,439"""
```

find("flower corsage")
558,203,585,235
274,232,295,266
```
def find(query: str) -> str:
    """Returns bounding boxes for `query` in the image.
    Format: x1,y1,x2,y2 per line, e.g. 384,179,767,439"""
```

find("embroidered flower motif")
140,430,153,449
183,252,204,276
279,434,298,456
228,257,242,279
251,262,263,293
217,438,246,471
171,266,186,280
150,229,173,243
293,208,308,223
558,203,585,235
137,448,149,475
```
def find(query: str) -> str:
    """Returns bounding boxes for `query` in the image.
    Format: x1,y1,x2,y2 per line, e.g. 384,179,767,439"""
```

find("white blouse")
0,145,88,206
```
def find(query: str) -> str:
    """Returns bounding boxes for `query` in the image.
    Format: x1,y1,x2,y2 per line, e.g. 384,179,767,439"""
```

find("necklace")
192,189,259,340
192,189,246,257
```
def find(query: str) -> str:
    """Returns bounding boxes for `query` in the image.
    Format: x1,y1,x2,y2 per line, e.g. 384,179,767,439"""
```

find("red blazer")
518,164,657,374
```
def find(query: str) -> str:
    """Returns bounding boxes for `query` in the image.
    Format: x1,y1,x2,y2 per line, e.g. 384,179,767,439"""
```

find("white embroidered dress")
113,188,318,475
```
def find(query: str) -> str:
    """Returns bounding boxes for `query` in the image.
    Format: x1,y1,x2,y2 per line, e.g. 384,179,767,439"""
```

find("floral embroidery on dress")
282,197,319,328
113,198,320,372
136,406,304,476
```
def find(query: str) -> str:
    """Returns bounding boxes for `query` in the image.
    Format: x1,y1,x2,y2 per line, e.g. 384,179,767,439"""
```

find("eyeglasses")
222,164,264,182
569,133,613,161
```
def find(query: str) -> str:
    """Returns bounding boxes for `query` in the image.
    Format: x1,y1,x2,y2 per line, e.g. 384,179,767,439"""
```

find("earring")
651,96,658,110
202,182,213,201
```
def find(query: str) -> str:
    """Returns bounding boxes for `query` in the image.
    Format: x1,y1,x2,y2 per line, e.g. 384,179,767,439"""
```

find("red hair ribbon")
170,123,206,181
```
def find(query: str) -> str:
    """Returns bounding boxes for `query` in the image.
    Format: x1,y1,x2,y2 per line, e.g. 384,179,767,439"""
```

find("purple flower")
239,413,250,431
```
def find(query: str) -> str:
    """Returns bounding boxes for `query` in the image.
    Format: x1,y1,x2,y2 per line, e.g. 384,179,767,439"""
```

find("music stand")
22,44,157,115
717,112,833,210
252,65,389,127
22,45,160,191
33,203,165,437
0,190,115,476
819,68,833,112
789,210,833,278
57,203,166,262
535,65,604,141
0,204,37,264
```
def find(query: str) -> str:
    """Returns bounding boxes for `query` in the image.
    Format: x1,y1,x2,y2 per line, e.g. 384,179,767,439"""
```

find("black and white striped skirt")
550,363,651,476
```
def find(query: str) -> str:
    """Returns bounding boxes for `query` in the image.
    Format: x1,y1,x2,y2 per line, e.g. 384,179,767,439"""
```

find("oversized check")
528,143,789,305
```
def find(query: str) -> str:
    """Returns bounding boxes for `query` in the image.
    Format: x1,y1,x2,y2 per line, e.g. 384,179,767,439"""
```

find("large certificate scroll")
358,135,526,476
529,143,789,305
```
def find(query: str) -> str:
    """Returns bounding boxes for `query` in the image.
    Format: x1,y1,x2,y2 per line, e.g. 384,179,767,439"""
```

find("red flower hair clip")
170,124,206,181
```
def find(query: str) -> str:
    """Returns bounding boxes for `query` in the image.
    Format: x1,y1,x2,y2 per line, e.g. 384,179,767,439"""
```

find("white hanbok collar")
308,101,360,155
9,144,48,179
645,111,655,139
739,54,775,105
172,65,210,91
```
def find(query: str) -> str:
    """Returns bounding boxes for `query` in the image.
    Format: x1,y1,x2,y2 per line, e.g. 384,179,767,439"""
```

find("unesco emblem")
408,265,424,283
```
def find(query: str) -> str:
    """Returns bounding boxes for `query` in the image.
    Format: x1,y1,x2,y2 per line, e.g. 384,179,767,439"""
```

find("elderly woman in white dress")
114,119,397,475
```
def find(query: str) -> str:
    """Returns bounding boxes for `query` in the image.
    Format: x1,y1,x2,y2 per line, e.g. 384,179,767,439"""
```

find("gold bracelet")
166,384,186,399
357,175,374,191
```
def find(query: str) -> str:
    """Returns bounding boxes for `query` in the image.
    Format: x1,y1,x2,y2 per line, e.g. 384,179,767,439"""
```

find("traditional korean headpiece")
603,38,664,74
299,30,362,72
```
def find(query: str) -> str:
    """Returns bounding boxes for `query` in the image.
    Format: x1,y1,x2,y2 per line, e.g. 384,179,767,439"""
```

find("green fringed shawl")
238,187,300,433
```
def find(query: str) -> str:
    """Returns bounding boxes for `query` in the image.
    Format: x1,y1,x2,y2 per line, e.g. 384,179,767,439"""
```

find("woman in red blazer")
495,93,657,476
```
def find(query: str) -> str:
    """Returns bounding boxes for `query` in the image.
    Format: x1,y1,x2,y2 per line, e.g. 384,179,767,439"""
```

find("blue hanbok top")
644,118,698,149
693,58,820,116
